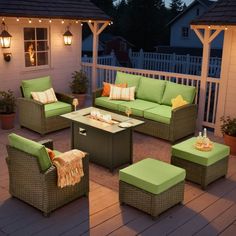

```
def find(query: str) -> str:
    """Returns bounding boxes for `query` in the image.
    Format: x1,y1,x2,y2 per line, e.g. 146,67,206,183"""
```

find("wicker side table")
119,158,185,219
171,137,230,189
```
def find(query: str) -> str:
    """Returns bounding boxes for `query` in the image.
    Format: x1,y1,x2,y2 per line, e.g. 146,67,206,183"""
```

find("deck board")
0,125,236,235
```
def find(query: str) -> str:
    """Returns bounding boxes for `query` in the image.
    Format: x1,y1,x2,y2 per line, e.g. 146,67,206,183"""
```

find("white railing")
82,51,118,66
82,62,220,129
129,49,222,78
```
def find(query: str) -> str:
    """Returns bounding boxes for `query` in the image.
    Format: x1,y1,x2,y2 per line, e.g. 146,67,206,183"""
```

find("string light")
39,19,42,23
81,23,83,27
208,25,211,29
76,20,79,24
61,20,65,24
16,18,19,22
29,19,32,23
225,26,228,30
49,19,52,23
88,20,92,23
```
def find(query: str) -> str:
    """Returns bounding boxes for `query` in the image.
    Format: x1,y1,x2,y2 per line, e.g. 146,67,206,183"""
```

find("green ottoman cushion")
119,158,185,195
172,137,230,166
8,133,52,172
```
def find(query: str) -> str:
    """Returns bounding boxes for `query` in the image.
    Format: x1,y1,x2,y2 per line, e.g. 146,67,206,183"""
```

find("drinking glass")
72,98,79,111
125,107,132,118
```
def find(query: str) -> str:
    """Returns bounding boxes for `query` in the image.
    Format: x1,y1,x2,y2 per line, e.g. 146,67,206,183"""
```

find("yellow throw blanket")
52,149,85,188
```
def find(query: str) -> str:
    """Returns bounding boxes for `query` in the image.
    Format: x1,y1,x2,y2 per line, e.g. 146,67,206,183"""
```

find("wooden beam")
193,28,204,44
97,22,109,36
209,29,222,43
197,28,211,130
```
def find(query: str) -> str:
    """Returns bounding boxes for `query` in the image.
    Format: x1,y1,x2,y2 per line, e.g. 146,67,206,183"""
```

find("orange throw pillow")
101,82,127,97
46,148,56,161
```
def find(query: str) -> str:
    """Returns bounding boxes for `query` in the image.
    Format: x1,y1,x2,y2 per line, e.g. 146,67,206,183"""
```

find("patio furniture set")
5,73,230,218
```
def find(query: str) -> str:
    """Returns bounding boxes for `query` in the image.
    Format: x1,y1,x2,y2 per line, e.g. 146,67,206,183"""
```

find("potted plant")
69,70,88,108
0,89,16,129
220,116,236,156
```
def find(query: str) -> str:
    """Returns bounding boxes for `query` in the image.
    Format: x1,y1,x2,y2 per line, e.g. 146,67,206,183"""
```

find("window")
196,8,200,16
24,27,49,68
181,27,189,38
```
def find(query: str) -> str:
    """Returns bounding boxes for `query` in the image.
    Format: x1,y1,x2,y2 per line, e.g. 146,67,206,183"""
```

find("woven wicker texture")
171,155,228,189
18,92,73,135
93,89,197,143
119,180,184,218
6,143,89,215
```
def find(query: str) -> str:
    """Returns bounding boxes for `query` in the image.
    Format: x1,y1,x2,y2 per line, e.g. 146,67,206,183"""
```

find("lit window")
181,27,189,38
24,27,49,67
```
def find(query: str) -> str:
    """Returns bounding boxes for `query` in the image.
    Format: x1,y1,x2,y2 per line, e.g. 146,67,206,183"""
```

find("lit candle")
72,98,79,111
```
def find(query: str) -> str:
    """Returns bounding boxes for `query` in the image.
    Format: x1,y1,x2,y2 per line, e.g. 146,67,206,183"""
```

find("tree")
91,0,114,15
169,0,185,17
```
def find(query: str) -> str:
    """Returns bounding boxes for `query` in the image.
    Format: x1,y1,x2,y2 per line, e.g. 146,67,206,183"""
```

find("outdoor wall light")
0,21,12,48
63,25,73,45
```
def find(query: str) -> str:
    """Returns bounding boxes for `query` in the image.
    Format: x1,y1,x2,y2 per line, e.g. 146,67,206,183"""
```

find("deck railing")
82,62,220,129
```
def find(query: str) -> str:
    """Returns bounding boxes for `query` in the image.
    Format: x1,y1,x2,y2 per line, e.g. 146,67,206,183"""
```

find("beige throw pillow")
109,85,135,101
31,88,58,104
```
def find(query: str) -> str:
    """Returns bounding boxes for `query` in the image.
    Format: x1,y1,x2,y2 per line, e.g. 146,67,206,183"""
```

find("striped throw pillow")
31,88,58,104
109,85,135,101
102,82,127,97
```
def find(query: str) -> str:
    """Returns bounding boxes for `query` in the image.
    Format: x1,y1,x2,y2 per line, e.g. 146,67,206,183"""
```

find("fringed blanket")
52,149,85,188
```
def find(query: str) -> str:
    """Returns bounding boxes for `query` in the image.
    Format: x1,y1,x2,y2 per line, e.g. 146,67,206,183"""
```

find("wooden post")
77,22,82,70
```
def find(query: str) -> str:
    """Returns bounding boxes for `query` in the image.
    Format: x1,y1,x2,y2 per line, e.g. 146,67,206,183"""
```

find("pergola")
0,0,111,90
191,0,236,136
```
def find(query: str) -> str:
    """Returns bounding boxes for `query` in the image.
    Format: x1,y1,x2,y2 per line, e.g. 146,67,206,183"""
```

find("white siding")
0,18,82,96
170,4,224,49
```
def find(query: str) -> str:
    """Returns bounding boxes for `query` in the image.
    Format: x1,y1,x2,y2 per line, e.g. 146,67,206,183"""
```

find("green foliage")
0,90,16,114
220,116,236,137
70,70,88,94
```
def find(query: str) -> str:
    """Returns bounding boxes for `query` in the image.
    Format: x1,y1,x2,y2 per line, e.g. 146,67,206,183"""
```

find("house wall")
170,4,224,49
215,28,236,136
0,18,82,97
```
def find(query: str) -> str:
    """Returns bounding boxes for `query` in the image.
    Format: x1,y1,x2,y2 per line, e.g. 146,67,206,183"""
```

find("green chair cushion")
8,133,52,172
119,158,186,194
137,76,166,103
115,71,141,90
44,101,72,118
161,82,196,106
95,97,125,111
21,76,52,98
144,105,172,124
118,99,158,117
172,137,230,166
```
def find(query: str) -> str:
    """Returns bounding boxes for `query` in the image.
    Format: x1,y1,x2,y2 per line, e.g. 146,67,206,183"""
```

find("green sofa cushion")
115,71,141,90
137,76,166,103
21,76,52,98
95,97,125,111
144,105,172,124
172,137,230,166
118,99,158,117
8,133,52,172
161,82,196,106
119,158,185,194
44,101,72,118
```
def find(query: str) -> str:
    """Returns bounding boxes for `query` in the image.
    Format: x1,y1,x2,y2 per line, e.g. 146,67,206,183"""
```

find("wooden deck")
1,124,236,236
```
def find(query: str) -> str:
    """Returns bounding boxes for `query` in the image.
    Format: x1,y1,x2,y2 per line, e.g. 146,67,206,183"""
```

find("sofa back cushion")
161,82,196,106
8,133,52,172
137,76,166,103
21,76,52,98
115,72,141,90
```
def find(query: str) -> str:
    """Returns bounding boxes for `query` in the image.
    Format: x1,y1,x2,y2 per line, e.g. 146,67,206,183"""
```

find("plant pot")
224,134,236,156
0,113,15,130
72,93,87,108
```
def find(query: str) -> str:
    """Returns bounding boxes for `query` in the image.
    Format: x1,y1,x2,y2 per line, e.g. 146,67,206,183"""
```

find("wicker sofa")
6,133,89,216
93,72,197,143
18,76,73,135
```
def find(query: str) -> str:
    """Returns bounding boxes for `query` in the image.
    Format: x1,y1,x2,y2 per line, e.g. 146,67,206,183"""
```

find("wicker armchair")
18,76,73,135
6,139,89,216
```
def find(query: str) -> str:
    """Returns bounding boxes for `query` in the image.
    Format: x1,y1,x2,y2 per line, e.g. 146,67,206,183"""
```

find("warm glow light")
16,18,19,22
208,25,211,29
29,19,32,23
49,19,52,23
62,20,65,24
39,19,42,23
88,20,92,23
225,27,228,30
0,21,12,48
81,23,83,27
63,26,73,45
76,20,79,24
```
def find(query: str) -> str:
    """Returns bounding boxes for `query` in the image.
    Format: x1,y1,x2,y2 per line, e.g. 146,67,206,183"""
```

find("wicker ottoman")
119,158,185,218
171,137,230,190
